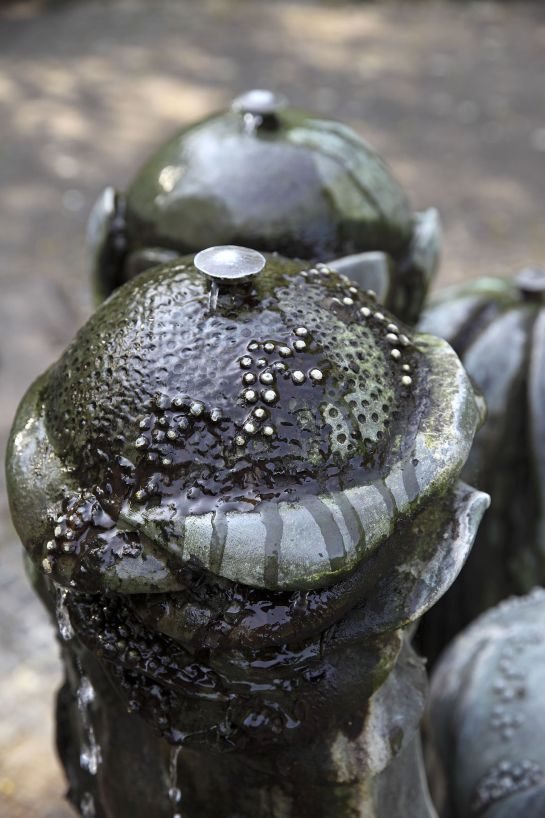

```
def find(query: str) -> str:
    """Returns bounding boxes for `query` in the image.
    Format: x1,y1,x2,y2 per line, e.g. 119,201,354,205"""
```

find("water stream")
80,792,96,817
55,584,75,641
168,746,183,818
76,665,102,776
208,281,219,313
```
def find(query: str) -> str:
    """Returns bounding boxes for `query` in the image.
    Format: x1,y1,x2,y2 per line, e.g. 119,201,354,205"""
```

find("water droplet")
80,793,96,818
168,746,184,818
55,585,74,641
77,669,101,776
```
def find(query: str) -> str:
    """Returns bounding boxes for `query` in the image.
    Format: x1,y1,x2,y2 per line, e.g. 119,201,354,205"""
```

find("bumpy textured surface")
46,257,409,489
429,589,545,818
8,252,483,592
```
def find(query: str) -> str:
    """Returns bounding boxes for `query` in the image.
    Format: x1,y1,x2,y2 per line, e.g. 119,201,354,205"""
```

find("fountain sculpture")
7,246,487,817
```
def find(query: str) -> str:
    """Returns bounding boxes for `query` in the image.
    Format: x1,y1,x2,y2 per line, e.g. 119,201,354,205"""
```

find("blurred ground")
0,1,544,816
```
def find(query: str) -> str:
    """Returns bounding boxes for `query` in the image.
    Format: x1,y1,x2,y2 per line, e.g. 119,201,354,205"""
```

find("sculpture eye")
86,186,128,301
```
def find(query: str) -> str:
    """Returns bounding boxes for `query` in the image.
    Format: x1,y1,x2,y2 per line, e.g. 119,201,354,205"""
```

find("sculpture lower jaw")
56,637,436,818
23,479,485,816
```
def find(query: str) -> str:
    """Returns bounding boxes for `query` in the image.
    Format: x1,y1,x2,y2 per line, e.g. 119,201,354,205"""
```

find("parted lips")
8,249,483,592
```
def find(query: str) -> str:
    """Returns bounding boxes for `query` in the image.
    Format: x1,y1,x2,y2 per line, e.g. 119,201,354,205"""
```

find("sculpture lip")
112,333,482,591
49,480,488,751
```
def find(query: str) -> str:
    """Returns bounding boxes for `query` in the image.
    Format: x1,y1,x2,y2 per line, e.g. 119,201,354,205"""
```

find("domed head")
10,246,482,594
8,247,487,752
88,90,440,323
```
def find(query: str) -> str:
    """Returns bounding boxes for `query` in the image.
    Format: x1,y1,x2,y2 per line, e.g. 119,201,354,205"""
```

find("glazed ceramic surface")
7,248,487,818
418,268,545,660
88,91,440,324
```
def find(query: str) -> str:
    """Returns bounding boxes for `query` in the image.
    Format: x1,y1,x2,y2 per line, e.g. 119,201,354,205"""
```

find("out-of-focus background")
0,1,544,815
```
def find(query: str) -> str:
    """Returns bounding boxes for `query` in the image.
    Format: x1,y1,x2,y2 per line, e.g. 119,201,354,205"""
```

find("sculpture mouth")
49,480,489,753
33,331,482,596
8,253,484,598
60,570,391,751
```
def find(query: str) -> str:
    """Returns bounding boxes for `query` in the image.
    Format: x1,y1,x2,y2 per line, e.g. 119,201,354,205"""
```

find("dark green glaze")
428,589,545,818
7,251,487,817
418,268,545,662
33,479,481,818
8,253,484,594
124,109,411,257
88,92,440,323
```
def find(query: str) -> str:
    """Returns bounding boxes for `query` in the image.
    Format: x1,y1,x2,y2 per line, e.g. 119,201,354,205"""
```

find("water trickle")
80,792,96,817
168,746,183,818
242,112,260,134
77,670,102,776
55,584,75,641
208,281,219,313
231,89,287,134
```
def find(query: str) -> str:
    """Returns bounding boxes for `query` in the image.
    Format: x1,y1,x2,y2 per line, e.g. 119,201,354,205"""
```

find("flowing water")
208,281,219,313
80,792,96,817
76,667,102,776
55,584,75,641
168,746,183,818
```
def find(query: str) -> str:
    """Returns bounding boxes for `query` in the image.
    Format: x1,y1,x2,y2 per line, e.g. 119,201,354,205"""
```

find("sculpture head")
88,90,440,323
8,248,486,757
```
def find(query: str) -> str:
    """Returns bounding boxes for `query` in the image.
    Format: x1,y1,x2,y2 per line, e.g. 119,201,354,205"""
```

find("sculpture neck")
167,641,437,818
55,624,437,818
173,730,436,818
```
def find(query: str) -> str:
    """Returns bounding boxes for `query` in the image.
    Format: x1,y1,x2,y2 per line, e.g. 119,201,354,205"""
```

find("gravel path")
1,1,544,815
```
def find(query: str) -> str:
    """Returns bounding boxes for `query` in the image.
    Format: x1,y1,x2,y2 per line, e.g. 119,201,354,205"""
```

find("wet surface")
1,1,545,815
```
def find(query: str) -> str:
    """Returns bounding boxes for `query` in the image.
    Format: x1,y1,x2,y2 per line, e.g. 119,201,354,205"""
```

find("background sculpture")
418,267,545,662
428,589,545,818
88,90,440,325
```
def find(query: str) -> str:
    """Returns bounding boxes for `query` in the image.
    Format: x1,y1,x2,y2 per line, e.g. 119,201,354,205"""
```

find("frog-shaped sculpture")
7,247,487,818
418,267,545,662
428,588,545,818
88,90,440,324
